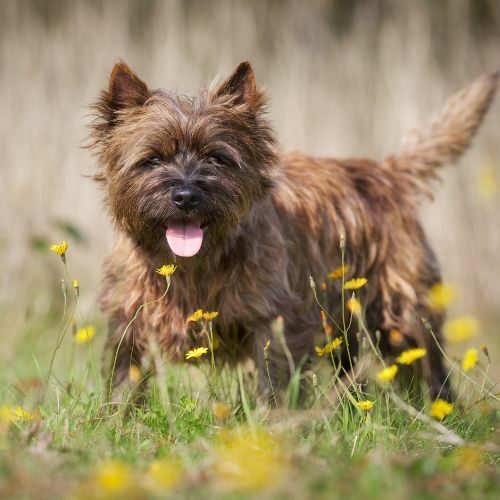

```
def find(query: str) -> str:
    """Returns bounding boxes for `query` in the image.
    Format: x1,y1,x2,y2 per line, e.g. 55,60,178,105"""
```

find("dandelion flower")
185,347,208,360
430,399,453,420
50,240,68,260
429,282,458,311
213,428,286,491
443,316,480,343
213,402,231,420
188,309,203,322
462,348,478,372
145,460,183,492
74,325,96,344
376,364,398,382
315,337,343,357
0,406,40,423
328,265,349,280
347,297,361,314
202,311,219,321
396,347,426,365
320,282,327,290
12,407,39,422
356,400,374,412
0,405,14,424
344,277,367,290
95,460,133,493
73,279,79,289
156,264,176,277
454,446,483,473
129,365,141,383
389,329,404,344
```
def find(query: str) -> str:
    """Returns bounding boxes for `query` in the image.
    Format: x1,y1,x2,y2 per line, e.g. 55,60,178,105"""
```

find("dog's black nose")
172,187,201,211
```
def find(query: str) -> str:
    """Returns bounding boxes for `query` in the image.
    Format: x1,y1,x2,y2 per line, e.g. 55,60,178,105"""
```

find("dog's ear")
108,61,149,109
214,61,260,107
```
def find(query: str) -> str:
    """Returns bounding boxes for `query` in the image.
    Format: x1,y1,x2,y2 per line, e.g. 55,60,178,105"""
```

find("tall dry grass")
1,0,499,335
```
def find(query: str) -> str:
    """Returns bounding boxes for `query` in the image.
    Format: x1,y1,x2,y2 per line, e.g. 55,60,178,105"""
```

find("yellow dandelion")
462,348,478,372
476,165,498,201
453,446,483,474
315,337,343,357
347,297,361,314
430,399,453,420
156,264,176,277
428,282,458,311
344,277,367,290
202,311,219,321
389,329,404,345
356,400,374,412
213,428,286,491
128,365,141,383
328,265,349,280
0,405,14,424
95,460,133,494
213,402,231,420
376,364,398,382
12,407,39,422
443,316,480,343
73,279,79,289
320,282,327,290
185,347,208,360
145,460,183,492
395,347,426,365
187,309,203,322
50,240,68,259
74,325,96,344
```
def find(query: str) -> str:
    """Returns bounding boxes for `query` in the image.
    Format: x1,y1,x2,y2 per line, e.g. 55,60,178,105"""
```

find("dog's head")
90,61,278,258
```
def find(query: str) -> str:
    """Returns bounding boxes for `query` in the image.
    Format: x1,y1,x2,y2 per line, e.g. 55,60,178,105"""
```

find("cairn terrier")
89,61,497,402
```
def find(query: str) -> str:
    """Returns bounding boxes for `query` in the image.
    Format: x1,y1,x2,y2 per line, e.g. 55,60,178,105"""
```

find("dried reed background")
1,0,499,337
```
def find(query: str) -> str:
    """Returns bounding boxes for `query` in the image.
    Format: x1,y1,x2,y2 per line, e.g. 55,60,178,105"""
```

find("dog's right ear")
107,61,149,110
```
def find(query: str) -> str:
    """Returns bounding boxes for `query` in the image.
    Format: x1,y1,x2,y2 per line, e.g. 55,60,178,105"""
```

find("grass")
0,251,499,500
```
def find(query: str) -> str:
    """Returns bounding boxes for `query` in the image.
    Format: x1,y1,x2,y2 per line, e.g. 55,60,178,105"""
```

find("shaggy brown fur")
89,61,498,402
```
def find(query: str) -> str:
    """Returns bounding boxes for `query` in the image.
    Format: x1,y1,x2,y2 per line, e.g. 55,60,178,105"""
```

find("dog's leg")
419,313,453,402
254,317,314,407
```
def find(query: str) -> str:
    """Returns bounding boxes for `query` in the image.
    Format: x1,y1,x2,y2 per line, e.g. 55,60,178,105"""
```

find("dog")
89,60,497,403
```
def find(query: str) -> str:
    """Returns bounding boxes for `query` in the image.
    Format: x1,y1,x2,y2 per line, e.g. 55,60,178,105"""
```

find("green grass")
0,262,499,499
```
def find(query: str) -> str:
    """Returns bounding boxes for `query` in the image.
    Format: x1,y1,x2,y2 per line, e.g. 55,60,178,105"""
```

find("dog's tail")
383,72,498,199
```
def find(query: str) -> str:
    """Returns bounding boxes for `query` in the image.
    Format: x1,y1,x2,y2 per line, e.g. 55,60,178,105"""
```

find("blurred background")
0,0,499,375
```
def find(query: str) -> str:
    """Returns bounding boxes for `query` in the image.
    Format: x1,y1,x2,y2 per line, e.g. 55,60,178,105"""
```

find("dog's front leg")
254,318,314,407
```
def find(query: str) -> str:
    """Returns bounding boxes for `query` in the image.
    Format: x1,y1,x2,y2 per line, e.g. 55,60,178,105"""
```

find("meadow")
1,1,500,498
0,243,498,499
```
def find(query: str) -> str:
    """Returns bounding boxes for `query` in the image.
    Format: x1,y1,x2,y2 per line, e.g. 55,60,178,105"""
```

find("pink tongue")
166,222,204,257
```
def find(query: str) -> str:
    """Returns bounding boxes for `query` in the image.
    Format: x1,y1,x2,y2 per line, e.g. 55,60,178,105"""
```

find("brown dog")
89,61,497,402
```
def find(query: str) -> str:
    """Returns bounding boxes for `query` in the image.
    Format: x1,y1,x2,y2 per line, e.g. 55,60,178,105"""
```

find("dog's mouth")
165,217,207,257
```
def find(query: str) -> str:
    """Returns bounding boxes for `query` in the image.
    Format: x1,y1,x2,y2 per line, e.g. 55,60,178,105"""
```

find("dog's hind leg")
419,311,453,402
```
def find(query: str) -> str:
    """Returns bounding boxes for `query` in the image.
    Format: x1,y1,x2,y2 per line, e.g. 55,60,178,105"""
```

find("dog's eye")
208,154,225,166
143,156,162,168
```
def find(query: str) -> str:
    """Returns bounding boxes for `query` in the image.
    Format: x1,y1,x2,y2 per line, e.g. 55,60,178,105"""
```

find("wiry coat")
89,61,498,400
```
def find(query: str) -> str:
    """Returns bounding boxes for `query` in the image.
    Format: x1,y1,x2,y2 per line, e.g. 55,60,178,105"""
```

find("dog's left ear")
213,61,261,109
